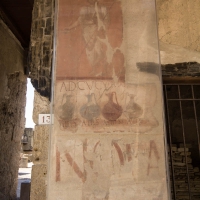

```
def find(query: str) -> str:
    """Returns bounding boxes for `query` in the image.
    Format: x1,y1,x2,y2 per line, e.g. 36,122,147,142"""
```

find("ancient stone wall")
28,0,54,98
28,0,54,198
30,91,50,200
156,0,200,65
0,19,27,200
157,0,200,52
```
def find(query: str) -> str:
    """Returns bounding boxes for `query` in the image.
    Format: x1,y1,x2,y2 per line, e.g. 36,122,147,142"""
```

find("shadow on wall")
137,62,160,76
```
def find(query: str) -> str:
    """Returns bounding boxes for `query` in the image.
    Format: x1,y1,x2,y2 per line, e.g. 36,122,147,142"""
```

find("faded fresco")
50,134,167,200
55,80,159,133
57,0,124,80
47,0,169,199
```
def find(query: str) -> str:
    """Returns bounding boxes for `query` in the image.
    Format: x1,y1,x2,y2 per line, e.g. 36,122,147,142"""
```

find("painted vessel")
125,94,143,119
59,95,75,120
102,92,123,121
80,93,100,120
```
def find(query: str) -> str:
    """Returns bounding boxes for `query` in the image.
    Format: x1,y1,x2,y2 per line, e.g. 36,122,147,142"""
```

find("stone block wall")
28,0,54,197
28,0,54,98
0,19,27,200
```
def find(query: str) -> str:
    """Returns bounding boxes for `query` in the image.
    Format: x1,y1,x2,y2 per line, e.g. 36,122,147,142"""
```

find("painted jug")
125,94,143,119
80,93,100,120
102,92,123,121
59,95,75,120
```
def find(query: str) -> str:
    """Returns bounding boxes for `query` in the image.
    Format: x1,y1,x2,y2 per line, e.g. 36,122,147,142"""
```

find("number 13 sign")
38,114,54,125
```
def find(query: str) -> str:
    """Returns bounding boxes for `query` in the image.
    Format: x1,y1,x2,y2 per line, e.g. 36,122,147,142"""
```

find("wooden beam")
0,4,27,48
163,76,200,84
28,0,34,7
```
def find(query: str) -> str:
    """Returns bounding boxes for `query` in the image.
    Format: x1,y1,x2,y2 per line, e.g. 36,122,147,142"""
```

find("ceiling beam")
0,4,27,48
163,76,200,84
28,0,34,7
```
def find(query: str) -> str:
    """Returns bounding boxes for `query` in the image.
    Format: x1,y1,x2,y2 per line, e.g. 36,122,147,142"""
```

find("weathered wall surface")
30,91,50,200
156,0,200,64
28,0,54,198
32,91,50,167
162,62,200,78
22,128,34,151
157,0,200,52
48,0,169,199
0,19,27,200
31,164,48,200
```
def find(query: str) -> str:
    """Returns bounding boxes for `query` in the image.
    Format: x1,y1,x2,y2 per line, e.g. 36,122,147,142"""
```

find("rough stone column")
28,0,54,199
30,91,50,200
0,19,27,200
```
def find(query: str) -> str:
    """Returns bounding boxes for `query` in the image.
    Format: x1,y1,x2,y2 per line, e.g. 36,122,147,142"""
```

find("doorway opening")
164,83,200,200
17,78,35,199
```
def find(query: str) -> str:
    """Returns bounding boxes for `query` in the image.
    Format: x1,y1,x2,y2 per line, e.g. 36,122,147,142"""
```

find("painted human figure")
66,0,109,76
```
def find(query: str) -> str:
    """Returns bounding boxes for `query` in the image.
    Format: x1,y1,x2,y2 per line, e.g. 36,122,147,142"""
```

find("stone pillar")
47,0,170,199
28,0,54,198
30,91,50,200
0,19,27,199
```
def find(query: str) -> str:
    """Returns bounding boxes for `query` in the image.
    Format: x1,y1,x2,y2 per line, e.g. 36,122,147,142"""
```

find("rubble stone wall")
0,19,27,200
28,0,54,98
28,0,54,197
